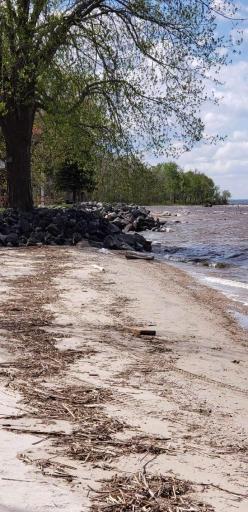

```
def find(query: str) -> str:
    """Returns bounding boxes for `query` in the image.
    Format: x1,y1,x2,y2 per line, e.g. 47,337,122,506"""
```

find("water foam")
204,276,248,290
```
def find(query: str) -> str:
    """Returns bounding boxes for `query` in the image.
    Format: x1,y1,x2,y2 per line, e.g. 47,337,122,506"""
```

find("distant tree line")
149,162,231,205
52,155,231,206
93,157,231,206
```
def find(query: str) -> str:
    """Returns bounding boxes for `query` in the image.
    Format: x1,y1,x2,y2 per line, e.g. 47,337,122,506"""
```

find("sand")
0,246,247,512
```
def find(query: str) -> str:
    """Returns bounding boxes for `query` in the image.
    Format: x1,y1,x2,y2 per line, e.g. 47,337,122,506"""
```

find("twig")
4,427,67,436
199,482,248,498
0,413,26,419
62,403,76,419
1,477,36,483
142,455,158,475
32,436,50,446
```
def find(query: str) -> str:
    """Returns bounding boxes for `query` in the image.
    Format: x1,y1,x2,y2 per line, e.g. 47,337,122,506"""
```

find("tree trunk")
72,189,77,203
2,107,35,211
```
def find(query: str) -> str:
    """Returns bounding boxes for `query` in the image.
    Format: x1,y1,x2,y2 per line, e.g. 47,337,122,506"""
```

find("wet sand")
0,246,247,512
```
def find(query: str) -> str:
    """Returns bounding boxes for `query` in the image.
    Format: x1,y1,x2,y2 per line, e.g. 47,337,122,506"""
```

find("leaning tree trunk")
1,106,35,211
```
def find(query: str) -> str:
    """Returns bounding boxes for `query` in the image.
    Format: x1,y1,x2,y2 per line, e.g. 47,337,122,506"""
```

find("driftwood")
127,327,157,337
90,471,214,512
125,252,154,261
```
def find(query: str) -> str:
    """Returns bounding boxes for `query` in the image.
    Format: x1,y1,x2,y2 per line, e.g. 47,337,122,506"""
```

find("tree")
94,153,155,203
149,164,231,205
151,163,181,203
55,161,95,203
0,0,237,210
31,93,114,203
220,190,231,204
95,157,231,205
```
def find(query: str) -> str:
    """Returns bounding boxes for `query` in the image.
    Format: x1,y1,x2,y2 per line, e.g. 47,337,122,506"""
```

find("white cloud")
232,129,248,140
146,8,248,199
215,140,248,158
176,58,248,198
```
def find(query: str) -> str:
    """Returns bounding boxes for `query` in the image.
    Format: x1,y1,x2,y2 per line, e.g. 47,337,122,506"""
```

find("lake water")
145,203,248,318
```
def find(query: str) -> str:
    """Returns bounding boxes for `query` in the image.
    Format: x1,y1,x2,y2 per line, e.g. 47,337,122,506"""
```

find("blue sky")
151,1,248,199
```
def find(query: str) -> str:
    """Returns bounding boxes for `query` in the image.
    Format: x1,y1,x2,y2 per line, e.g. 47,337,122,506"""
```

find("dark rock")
88,220,100,234
19,236,28,245
44,233,54,245
27,237,39,246
107,223,121,234
79,202,164,233
20,218,32,236
130,208,142,219
89,241,104,248
103,235,133,251
52,214,64,227
55,235,66,245
64,227,74,238
112,217,127,229
0,205,156,253
72,232,82,244
30,230,44,243
103,232,150,252
66,218,77,228
134,242,144,251
74,220,88,234
0,234,7,245
47,223,60,236
6,233,19,246
123,223,133,233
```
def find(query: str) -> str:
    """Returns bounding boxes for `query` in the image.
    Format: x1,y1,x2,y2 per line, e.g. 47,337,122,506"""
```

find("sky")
150,1,248,199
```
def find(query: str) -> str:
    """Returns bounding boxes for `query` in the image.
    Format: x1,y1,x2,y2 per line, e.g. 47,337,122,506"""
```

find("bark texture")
2,106,35,211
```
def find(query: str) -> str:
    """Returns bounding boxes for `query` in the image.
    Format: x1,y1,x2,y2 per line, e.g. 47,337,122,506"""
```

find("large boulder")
6,232,19,246
103,232,151,252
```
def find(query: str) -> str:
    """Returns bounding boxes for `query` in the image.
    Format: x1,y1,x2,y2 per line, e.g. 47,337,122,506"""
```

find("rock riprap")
0,207,152,251
79,202,162,232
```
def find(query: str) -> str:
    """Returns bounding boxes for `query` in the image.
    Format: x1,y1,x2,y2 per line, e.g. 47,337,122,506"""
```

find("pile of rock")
79,202,161,232
0,208,151,251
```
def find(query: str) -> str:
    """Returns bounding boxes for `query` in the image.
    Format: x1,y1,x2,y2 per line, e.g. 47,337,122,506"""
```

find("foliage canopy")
0,0,239,209
94,158,231,205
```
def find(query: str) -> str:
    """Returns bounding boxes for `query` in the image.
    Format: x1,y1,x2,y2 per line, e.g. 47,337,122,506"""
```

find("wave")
203,276,248,290
157,244,248,266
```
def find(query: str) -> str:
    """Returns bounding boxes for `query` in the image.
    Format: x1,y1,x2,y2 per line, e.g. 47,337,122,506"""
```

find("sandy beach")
0,246,247,512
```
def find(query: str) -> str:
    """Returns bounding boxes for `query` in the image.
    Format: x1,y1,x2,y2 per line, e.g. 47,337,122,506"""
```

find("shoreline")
0,246,247,511
159,257,248,331
147,203,248,319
